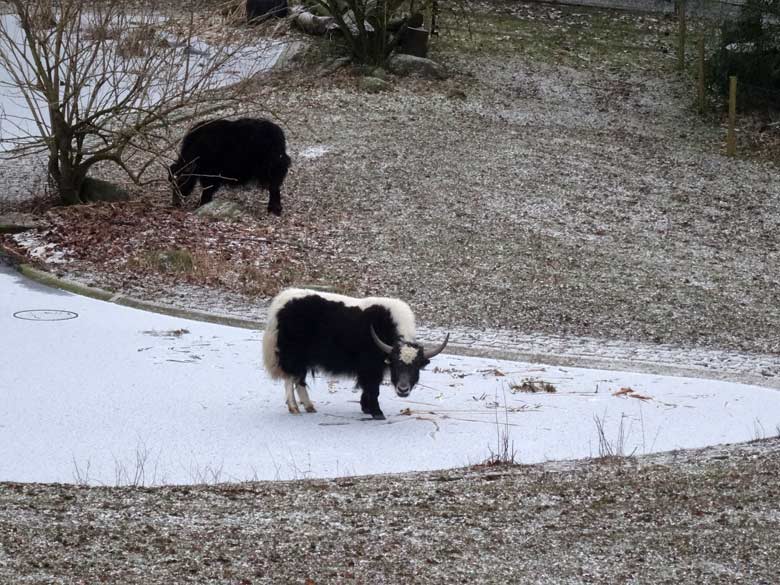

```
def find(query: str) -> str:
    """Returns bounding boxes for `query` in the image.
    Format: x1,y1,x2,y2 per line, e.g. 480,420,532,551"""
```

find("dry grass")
593,412,637,461
511,379,557,393
116,25,159,58
4,439,780,584
480,386,518,467
83,22,124,43
129,248,196,274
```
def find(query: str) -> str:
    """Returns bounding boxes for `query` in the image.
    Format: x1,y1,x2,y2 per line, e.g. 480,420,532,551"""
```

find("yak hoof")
288,404,301,414
268,203,282,216
305,405,317,413
371,412,386,421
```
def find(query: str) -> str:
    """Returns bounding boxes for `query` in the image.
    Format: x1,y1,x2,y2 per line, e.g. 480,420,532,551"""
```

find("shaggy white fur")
399,345,419,365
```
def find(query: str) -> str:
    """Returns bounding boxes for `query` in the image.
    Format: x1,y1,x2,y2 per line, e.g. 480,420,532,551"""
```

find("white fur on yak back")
262,288,417,380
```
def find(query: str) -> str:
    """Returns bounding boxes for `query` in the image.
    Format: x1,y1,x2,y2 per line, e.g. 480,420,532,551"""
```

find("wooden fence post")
698,34,705,113
727,76,737,156
678,0,687,71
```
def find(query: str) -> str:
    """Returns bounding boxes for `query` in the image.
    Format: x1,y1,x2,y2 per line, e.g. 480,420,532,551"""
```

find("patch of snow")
298,145,332,159
2,263,780,486
12,232,71,264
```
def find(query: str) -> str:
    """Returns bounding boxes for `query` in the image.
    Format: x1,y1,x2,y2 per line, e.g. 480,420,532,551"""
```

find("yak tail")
262,310,284,380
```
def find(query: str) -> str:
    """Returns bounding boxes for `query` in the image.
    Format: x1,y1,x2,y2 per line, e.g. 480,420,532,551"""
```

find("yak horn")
423,333,450,360
370,325,393,354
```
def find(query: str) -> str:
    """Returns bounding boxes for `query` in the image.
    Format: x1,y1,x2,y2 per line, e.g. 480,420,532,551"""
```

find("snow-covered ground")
2,262,779,486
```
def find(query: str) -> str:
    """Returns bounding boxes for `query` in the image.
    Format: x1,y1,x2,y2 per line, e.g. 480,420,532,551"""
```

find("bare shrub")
117,25,159,58
0,0,268,205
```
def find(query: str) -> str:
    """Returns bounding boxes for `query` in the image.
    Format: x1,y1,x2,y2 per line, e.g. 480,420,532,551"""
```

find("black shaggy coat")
274,296,404,417
169,118,290,215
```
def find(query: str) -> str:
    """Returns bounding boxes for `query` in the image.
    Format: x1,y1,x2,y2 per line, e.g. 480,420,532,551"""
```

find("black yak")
262,288,449,420
169,118,291,216
246,0,288,23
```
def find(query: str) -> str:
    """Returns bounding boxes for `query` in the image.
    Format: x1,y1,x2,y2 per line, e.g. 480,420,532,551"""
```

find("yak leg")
267,183,282,216
199,178,220,206
295,378,316,413
358,374,385,420
360,392,372,415
284,378,300,414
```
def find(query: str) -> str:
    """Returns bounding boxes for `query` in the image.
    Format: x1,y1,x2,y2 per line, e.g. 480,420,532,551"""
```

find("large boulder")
0,213,47,234
195,200,251,223
359,76,390,93
246,0,289,23
291,8,337,36
387,53,447,80
397,26,429,58
79,177,130,203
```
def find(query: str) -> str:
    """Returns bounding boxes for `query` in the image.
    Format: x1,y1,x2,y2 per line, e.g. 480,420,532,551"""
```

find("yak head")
370,327,449,398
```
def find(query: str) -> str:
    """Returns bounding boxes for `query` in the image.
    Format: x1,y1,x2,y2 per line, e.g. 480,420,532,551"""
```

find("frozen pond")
2,261,780,485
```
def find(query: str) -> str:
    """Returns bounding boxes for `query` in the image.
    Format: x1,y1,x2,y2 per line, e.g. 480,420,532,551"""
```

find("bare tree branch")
0,0,271,205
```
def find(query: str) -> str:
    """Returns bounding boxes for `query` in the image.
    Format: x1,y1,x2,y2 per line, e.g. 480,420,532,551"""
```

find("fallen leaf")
630,393,651,401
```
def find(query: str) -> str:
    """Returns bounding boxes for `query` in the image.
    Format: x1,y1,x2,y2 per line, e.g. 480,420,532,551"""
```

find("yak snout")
395,381,412,398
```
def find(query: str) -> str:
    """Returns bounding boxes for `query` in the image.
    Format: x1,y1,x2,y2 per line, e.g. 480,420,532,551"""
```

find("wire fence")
678,0,780,111
542,0,745,17
443,0,779,111
456,1,780,155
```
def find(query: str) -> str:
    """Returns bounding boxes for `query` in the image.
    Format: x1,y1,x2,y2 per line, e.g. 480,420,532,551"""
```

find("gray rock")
318,56,351,77
274,41,307,69
358,76,390,93
184,45,209,57
387,53,448,80
195,200,249,222
79,177,130,203
292,9,335,35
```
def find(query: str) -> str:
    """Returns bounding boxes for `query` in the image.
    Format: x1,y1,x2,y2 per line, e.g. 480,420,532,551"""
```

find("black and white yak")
262,288,449,420
168,118,291,216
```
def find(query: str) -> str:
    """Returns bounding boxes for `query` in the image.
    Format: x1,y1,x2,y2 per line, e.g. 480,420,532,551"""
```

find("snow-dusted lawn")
2,263,780,485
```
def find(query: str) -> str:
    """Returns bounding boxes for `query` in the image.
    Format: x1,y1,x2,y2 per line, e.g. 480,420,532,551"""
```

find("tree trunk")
56,163,86,205
48,149,86,205
48,108,86,205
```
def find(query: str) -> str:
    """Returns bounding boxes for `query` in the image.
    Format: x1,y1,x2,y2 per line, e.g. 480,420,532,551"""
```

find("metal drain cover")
13,310,79,321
